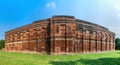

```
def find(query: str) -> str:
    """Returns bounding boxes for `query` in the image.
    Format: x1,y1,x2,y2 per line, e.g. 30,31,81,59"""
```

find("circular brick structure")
4,15,115,54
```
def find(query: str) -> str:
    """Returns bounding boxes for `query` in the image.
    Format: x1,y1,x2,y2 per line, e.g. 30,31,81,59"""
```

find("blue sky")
0,0,120,39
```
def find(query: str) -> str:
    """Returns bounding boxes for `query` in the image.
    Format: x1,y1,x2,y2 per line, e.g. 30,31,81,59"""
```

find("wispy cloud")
107,0,120,37
110,0,120,19
46,2,56,9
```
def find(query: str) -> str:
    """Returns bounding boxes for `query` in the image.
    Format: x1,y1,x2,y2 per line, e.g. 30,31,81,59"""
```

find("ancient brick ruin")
4,15,115,54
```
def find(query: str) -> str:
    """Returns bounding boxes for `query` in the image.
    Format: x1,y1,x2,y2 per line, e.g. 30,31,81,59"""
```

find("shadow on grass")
49,58,120,65
117,50,120,55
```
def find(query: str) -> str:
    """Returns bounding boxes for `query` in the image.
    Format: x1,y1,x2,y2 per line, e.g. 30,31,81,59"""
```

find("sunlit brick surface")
4,16,115,54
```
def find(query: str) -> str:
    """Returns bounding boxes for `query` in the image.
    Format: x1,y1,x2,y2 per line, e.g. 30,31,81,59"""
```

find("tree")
115,38,120,50
0,40,5,50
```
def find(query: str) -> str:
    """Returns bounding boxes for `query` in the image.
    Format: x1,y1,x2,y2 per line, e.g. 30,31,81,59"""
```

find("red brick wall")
4,16,115,54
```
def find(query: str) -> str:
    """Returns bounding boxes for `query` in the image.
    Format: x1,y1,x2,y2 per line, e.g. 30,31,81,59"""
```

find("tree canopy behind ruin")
0,40,5,50
115,38,120,50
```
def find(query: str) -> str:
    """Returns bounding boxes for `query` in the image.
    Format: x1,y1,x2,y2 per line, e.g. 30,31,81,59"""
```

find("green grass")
0,51,120,65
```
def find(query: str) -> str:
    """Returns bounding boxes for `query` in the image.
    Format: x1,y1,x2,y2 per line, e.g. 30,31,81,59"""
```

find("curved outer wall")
4,16,115,54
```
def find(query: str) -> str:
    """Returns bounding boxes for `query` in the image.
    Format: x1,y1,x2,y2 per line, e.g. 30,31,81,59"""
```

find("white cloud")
46,3,50,7
114,4,120,11
110,0,120,19
46,2,56,9
117,14,120,19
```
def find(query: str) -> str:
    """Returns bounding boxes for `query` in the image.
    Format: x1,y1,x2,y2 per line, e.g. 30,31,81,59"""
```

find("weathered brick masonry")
4,16,115,54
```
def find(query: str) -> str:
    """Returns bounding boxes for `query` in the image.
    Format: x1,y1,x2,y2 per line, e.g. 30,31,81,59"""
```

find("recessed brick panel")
4,15,115,54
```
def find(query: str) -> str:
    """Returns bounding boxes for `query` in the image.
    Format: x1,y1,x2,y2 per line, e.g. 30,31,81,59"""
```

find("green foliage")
0,51,120,65
0,40,5,50
115,38,120,50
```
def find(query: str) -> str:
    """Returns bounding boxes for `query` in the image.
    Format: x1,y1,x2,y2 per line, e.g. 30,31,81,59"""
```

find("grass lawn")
0,51,120,65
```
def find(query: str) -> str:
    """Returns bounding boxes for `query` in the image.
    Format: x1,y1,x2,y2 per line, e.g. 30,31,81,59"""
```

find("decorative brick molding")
4,15,115,54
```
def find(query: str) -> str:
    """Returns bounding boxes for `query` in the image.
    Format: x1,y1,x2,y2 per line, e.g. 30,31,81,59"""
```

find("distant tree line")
0,40,5,50
115,38,120,50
